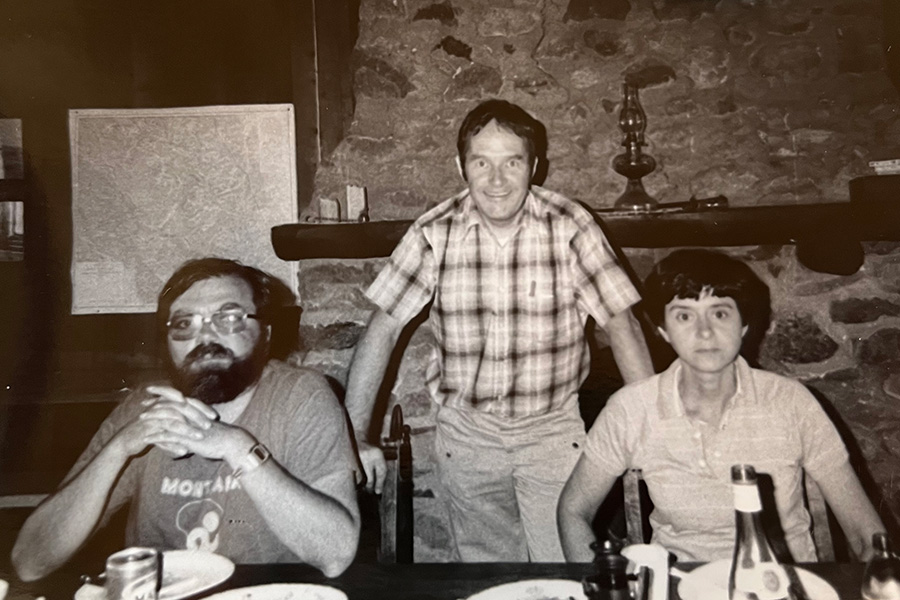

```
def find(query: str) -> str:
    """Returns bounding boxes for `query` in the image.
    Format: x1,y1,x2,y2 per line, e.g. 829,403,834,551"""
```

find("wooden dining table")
3,560,865,600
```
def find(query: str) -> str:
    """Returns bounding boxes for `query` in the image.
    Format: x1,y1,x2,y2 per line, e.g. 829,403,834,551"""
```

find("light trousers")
434,403,585,562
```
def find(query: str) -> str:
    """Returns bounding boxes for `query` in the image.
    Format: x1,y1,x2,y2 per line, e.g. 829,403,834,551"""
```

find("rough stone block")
874,257,900,294
345,135,399,158
298,322,366,352
765,314,840,364
445,63,503,100
651,0,716,22
413,1,457,26
353,52,414,99
857,328,900,369
564,0,631,22
830,298,900,324
477,8,540,38
749,41,823,80
583,29,623,57
435,36,472,61
624,61,677,88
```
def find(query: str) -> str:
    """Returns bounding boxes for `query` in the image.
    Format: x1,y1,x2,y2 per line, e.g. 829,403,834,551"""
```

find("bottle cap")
731,464,757,483
731,464,762,512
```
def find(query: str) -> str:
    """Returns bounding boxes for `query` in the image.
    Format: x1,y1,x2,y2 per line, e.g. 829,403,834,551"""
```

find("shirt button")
714,451,721,458
698,459,708,468
693,432,702,440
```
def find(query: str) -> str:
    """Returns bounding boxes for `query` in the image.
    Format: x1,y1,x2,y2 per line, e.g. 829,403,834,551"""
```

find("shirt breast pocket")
516,273,562,350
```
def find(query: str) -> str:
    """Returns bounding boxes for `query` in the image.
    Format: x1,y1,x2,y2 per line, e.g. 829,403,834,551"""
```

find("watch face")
250,443,270,462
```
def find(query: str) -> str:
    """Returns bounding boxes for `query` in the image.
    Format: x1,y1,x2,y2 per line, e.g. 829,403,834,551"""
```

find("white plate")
159,550,235,600
74,550,234,600
677,559,838,600
466,579,586,600
204,583,348,600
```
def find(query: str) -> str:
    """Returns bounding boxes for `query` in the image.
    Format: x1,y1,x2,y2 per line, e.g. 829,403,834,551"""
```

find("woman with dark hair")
559,249,884,563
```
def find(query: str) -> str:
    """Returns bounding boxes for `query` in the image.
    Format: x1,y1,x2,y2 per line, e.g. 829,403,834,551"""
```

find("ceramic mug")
622,543,670,600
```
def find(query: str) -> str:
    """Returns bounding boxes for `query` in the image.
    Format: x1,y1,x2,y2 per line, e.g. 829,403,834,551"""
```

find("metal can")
105,547,161,600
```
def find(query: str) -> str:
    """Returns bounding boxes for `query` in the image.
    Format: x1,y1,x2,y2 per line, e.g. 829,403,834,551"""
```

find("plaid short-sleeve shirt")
366,186,640,418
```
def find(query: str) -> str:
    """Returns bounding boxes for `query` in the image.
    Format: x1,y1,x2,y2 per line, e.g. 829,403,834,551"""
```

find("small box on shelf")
318,197,341,222
868,159,900,176
347,185,369,222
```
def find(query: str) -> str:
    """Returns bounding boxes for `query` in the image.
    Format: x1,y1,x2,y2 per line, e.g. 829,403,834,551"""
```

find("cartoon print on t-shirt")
175,498,223,552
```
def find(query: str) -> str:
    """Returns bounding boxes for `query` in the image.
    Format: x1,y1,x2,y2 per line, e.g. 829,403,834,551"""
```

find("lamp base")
614,178,658,212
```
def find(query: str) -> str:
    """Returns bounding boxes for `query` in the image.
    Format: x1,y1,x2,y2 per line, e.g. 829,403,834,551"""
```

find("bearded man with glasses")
13,258,360,580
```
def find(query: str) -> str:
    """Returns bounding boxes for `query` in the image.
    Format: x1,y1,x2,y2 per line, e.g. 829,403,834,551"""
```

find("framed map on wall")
0,118,24,262
69,104,298,314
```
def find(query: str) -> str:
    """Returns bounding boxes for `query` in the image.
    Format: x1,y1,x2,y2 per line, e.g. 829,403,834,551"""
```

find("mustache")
184,343,235,365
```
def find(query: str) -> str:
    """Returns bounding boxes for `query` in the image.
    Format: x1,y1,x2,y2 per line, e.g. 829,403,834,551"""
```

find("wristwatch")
232,443,271,479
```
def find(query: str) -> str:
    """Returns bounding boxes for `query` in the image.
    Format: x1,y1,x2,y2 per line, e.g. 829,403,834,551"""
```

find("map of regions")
69,104,298,314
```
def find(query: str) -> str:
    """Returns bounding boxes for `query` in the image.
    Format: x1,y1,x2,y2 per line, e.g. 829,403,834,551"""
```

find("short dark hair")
156,257,295,339
642,249,771,338
456,99,547,179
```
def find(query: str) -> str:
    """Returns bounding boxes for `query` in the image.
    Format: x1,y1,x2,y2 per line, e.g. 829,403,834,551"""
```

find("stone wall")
289,0,900,560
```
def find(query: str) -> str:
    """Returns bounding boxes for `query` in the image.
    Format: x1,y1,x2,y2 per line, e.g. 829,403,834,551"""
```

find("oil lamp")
613,83,658,211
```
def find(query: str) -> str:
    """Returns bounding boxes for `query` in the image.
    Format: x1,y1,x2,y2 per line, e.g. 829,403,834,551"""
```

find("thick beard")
169,341,267,406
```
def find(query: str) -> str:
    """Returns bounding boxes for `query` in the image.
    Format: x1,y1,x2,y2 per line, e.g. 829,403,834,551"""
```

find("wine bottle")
728,464,793,600
861,533,900,600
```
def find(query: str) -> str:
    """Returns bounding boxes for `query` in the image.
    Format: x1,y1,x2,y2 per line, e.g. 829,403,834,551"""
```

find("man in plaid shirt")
345,99,654,561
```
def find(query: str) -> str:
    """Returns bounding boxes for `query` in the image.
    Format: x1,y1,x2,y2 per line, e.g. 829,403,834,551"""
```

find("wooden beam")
271,194,900,259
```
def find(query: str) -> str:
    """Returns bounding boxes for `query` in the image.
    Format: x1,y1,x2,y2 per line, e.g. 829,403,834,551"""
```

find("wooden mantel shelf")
271,176,900,260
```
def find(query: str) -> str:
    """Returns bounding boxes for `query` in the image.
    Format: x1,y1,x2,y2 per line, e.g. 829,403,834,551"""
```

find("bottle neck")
873,533,893,559
735,508,778,561
733,481,778,562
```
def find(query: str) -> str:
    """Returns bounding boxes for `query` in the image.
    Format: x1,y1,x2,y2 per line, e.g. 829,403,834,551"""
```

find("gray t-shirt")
67,360,356,564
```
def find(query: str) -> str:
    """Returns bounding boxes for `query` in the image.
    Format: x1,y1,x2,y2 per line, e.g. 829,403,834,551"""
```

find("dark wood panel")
0,0,352,397
0,180,25,202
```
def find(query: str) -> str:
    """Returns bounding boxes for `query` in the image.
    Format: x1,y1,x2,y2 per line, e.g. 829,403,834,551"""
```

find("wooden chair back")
379,405,414,563
804,475,834,561
623,469,648,546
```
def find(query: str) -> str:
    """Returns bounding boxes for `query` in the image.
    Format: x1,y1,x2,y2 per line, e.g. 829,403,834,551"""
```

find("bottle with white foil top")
728,464,793,600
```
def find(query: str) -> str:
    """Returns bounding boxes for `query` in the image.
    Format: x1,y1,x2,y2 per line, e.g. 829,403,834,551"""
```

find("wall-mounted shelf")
271,176,900,260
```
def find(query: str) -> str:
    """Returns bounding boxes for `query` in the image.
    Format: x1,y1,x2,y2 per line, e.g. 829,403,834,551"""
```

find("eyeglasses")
166,309,259,340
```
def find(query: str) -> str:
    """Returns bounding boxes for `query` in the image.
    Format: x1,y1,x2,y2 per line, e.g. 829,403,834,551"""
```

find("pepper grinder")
584,540,639,600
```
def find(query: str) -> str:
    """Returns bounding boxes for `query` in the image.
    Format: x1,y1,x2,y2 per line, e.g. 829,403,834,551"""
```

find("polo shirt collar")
657,355,757,421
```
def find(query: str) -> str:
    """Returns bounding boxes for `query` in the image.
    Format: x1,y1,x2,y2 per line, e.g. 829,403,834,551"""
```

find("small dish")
677,559,838,600
204,583,348,600
466,579,586,600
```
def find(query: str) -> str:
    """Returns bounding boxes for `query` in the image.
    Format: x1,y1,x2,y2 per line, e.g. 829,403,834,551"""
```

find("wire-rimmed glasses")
166,309,259,340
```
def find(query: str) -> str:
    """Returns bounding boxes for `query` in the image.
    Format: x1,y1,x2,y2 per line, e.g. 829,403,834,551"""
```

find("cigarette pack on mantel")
869,159,900,168
347,185,368,222
869,159,900,175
